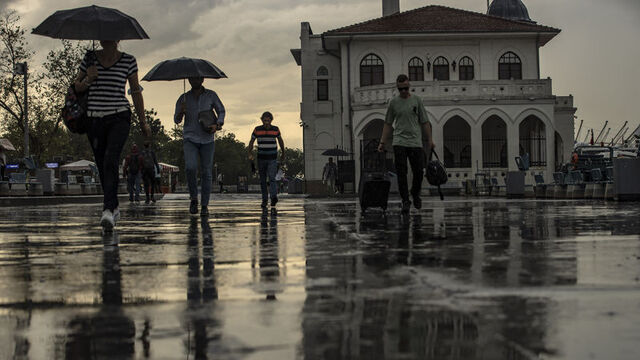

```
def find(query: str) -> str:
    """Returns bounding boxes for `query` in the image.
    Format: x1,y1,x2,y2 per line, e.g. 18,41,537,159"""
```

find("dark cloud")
4,0,639,148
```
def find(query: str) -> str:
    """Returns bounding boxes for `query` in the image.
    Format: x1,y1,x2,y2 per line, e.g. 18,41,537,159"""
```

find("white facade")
292,3,576,193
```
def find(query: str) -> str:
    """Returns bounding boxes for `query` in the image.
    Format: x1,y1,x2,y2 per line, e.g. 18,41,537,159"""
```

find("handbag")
198,109,218,133
425,149,448,200
61,85,90,134
60,51,96,134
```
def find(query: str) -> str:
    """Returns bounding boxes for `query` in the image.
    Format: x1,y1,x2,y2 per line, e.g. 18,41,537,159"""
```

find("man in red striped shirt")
248,112,285,209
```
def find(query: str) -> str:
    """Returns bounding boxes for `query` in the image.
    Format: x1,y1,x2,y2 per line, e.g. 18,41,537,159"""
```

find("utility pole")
14,62,29,158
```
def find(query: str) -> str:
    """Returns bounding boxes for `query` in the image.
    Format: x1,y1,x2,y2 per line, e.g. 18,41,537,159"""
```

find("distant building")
292,0,576,193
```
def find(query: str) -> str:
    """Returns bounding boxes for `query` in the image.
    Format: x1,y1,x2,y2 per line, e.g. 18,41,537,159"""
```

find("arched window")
408,57,424,81
443,116,471,168
360,54,384,86
316,66,329,101
458,56,474,81
433,56,449,81
482,115,508,168
519,116,546,166
499,52,522,80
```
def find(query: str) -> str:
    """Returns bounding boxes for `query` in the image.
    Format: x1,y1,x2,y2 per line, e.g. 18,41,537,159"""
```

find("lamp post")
14,62,28,158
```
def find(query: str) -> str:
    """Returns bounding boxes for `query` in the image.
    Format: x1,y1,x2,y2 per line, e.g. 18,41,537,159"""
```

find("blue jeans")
184,139,215,207
127,172,142,201
258,159,278,202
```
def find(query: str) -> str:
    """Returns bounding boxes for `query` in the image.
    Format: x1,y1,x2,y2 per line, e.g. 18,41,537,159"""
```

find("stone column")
507,120,519,171
471,120,483,173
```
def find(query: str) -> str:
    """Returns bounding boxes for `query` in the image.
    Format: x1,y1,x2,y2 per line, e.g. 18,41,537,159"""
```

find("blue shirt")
174,87,226,144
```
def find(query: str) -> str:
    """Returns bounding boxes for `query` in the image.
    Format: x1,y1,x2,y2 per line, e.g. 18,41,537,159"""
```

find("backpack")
142,149,155,173
129,153,140,175
425,149,448,200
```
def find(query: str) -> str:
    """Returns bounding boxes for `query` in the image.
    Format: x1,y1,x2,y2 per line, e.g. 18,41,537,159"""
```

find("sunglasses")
397,87,410,91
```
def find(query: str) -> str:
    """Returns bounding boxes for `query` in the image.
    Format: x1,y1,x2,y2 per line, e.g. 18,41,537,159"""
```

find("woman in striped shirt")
74,40,151,231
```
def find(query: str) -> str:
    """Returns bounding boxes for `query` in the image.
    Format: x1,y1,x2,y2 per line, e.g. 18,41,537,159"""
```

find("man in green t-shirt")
378,74,434,213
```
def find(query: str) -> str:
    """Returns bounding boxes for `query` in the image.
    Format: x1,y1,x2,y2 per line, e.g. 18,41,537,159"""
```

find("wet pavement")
1,195,640,359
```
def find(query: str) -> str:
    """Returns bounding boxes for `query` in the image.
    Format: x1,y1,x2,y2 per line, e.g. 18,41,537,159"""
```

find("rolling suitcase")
359,171,391,212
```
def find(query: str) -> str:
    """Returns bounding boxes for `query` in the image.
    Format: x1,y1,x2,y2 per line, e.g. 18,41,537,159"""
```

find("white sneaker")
100,209,115,232
113,207,120,222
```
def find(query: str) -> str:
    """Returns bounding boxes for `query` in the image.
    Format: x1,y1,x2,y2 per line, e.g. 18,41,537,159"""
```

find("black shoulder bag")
425,149,448,200
61,51,96,134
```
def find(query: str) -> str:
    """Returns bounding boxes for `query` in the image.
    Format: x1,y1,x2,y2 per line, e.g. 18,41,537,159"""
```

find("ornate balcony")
352,79,553,106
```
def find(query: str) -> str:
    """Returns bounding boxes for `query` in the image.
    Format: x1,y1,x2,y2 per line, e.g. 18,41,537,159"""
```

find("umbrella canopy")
0,139,16,151
321,148,350,157
31,5,149,40
60,159,96,171
142,57,227,81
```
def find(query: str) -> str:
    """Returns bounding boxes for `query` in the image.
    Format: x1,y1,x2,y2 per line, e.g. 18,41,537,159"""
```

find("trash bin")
506,171,525,198
36,168,55,195
288,178,304,194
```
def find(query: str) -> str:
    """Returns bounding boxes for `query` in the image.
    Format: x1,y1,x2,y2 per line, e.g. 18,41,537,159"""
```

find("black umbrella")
142,57,228,98
321,148,350,157
32,5,149,40
142,57,227,81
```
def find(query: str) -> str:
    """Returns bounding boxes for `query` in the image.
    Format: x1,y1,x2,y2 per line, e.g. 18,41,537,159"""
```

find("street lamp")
13,62,28,158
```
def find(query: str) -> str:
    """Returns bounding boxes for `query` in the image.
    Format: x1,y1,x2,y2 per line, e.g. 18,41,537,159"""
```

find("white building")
291,0,576,194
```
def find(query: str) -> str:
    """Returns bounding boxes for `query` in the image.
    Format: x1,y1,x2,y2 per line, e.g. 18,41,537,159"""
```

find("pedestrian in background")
74,40,151,230
322,157,338,196
247,112,285,209
174,76,225,216
141,142,159,204
217,172,224,193
123,144,143,203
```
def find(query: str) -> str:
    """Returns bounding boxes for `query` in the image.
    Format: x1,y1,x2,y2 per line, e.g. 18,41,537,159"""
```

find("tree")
1,11,90,165
0,10,33,159
281,147,304,177
214,132,251,185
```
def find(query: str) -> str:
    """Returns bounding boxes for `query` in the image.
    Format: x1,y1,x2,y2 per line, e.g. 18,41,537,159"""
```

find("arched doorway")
519,116,546,167
482,115,507,168
443,116,471,168
360,119,392,172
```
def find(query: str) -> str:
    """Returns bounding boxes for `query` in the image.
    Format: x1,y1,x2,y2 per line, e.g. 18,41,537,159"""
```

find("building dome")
488,0,533,22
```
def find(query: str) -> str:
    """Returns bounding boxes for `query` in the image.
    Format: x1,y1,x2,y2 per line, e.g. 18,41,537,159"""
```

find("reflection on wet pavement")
1,196,639,359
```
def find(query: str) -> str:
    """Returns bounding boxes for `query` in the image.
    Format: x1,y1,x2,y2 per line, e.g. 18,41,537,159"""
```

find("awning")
158,162,179,173
60,159,96,171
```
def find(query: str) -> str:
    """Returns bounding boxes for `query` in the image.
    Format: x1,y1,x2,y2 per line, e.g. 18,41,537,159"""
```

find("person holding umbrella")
174,77,226,216
33,5,151,231
142,57,227,216
75,40,150,229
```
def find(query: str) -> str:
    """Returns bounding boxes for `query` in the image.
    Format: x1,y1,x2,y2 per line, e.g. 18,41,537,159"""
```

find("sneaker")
412,194,422,210
401,200,411,214
151,196,156,203
271,197,278,207
261,200,268,209
201,206,209,217
189,200,198,215
113,207,120,222
145,198,150,205
100,209,115,232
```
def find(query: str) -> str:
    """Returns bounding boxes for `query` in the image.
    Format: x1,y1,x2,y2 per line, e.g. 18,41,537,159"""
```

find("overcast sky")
4,0,640,147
